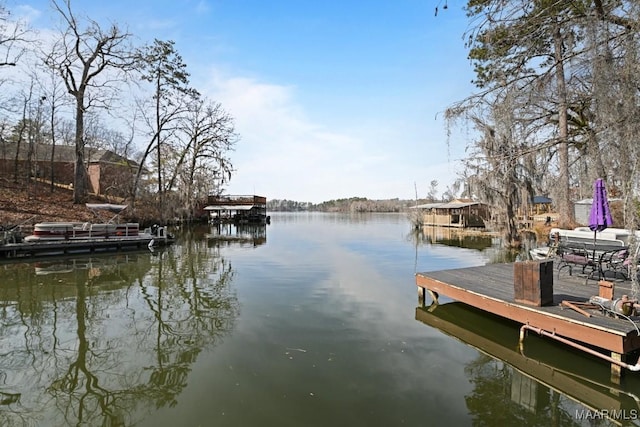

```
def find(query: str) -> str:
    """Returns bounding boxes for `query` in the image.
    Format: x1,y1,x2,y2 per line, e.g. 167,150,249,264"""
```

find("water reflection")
407,226,522,264
0,245,238,426
271,211,406,225
206,222,267,247
419,226,495,250
416,302,640,426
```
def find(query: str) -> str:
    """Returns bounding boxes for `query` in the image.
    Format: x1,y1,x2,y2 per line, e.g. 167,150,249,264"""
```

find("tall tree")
134,39,199,219
45,0,136,203
37,63,69,192
461,0,584,226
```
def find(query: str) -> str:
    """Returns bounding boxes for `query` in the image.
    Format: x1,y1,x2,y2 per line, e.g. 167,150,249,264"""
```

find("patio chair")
585,247,630,285
557,243,597,278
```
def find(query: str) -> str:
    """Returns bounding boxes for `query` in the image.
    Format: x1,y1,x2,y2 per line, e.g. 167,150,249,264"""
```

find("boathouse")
204,195,269,224
412,198,488,228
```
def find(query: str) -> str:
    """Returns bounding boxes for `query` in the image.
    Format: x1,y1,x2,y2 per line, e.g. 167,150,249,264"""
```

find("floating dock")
415,302,640,416
415,262,640,379
0,235,172,259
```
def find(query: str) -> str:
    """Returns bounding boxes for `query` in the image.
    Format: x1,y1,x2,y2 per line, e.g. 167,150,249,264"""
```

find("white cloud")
14,5,41,23
200,69,408,202
195,0,211,15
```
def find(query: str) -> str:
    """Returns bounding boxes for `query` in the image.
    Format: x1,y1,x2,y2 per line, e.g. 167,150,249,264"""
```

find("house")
0,143,139,198
412,198,489,228
204,195,270,224
574,198,622,225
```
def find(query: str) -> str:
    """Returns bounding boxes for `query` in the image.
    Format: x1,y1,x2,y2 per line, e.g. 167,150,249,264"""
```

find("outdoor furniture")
585,247,630,285
557,243,598,278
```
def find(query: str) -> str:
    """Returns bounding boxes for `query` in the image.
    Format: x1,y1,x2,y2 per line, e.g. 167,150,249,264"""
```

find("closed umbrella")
588,178,613,257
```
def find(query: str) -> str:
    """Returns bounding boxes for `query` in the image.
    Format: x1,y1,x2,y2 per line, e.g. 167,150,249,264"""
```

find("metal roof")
410,203,444,209
533,196,552,204
575,198,622,205
411,201,484,209
204,205,255,211
437,201,483,209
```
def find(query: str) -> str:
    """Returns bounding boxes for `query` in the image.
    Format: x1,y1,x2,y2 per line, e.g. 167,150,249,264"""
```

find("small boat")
548,226,639,246
529,226,639,260
1,204,175,258
24,221,140,241
529,246,557,260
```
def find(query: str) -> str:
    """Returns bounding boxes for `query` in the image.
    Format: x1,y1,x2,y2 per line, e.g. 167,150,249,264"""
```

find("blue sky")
15,0,476,203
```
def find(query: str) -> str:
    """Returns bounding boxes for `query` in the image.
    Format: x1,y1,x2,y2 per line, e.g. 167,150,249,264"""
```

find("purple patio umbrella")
588,178,613,254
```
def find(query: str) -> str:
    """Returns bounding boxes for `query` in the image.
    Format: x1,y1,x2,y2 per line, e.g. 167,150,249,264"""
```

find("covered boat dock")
204,195,269,224
411,199,489,228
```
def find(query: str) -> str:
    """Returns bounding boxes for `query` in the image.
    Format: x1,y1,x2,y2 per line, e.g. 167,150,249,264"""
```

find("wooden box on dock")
513,260,553,306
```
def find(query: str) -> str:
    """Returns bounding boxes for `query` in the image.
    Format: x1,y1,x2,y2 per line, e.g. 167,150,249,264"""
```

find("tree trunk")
553,21,574,227
73,96,88,204
50,104,57,193
156,77,163,223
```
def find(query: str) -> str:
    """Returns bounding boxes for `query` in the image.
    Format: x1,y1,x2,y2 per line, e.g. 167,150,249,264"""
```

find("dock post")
611,352,623,384
417,287,438,306
428,289,439,304
417,287,425,306
518,325,527,352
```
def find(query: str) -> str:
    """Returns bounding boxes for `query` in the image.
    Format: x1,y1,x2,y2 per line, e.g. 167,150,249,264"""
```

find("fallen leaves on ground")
0,180,123,227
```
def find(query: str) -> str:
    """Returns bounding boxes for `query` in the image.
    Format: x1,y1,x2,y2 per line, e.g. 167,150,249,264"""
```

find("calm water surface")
0,212,638,426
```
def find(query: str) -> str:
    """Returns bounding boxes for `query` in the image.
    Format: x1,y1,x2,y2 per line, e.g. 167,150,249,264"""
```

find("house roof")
0,143,138,167
575,198,623,206
533,196,552,204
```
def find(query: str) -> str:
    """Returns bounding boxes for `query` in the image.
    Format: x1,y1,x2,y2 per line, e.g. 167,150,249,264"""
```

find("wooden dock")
415,302,640,414
0,236,171,259
415,263,640,378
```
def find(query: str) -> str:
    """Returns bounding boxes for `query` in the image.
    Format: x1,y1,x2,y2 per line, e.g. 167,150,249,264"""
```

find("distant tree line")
0,0,237,223
268,197,432,213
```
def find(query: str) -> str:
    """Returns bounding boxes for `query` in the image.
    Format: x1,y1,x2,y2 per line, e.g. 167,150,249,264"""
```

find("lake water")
0,212,638,426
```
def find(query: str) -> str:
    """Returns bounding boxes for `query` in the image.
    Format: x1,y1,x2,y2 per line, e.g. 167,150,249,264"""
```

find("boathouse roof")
203,205,256,211
411,202,442,209
438,200,482,209
411,199,484,210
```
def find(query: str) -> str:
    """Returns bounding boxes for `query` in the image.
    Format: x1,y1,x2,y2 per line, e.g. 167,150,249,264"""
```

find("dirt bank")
0,180,130,227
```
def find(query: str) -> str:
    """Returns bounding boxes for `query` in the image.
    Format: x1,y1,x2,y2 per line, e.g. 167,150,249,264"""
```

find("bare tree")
0,2,32,67
37,63,70,192
44,0,136,203
165,98,236,219
427,179,438,202
454,86,535,247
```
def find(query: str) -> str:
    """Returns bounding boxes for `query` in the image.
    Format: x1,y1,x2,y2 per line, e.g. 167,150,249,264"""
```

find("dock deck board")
416,263,640,356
